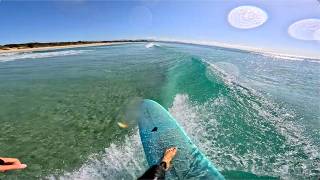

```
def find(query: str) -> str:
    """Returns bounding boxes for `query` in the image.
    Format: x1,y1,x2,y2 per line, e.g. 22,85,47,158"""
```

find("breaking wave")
0,50,91,62
162,56,319,178
259,53,305,61
145,43,160,48
254,52,320,63
50,55,319,180
169,93,319,179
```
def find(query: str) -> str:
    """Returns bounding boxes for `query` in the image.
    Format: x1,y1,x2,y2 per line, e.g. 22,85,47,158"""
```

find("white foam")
169,94,211,145
168,92,320,178
207,62,240,84
252,51,320,63
169,94,225,166
0,50,91,62
206,60,320,177
50,132,147,180
258,52,305,61
0,52,20,56
145,43,159,48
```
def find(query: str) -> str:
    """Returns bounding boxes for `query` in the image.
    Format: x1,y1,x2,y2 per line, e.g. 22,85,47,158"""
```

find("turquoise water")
0,43,319,179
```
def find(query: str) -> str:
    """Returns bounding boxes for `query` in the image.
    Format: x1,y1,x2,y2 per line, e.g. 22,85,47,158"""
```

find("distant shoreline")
0,40,149,54
1,39,319,61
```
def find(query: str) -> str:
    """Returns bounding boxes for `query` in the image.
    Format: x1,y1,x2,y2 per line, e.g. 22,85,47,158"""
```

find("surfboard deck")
138,99,224,179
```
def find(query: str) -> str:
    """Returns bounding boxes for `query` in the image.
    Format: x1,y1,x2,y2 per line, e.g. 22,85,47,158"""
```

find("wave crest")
0,50,91,62
168,89,319,179
145,43,160,48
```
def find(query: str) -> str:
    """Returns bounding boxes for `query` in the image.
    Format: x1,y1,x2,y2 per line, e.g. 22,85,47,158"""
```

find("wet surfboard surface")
138,99,224,180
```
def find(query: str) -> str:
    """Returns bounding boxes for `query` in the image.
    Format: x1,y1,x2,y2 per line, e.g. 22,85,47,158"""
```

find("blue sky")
0,0,319,56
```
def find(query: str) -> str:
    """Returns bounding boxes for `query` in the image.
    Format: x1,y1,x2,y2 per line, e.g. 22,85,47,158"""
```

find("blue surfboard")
138,99,224,179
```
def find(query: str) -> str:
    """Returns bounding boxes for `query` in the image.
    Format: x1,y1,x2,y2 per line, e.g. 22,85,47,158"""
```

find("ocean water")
0,43,319,179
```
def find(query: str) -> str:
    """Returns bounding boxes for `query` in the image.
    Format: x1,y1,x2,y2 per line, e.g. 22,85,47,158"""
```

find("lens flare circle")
314,29,320,41
288,19,320,40
228,6,268,29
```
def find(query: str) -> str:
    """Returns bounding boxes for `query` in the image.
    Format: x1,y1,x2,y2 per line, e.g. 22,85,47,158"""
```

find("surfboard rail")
138,99,224,179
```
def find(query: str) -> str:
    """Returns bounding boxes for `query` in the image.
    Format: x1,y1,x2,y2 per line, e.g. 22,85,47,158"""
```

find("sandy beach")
0,42,127,54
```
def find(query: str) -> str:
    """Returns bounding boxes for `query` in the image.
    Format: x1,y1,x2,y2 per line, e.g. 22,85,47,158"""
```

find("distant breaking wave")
258,53,304,61
252,52,320,63
145,43,160,48
0,50,91,62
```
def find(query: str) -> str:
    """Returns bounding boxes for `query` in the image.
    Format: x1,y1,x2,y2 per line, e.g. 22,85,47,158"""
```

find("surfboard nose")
141,99,158,108
139,99,161,125
139,99,175,129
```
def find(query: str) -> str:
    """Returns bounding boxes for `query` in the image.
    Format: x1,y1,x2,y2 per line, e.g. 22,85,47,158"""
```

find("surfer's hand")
0,164,27,172
0,158,27,172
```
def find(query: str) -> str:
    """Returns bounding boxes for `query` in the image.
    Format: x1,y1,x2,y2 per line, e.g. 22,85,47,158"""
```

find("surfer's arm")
0,157,21,164
138,164,165,180
0,164,27,172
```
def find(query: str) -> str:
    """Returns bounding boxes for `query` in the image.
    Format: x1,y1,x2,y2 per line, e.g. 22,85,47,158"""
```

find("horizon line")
1,38,319,60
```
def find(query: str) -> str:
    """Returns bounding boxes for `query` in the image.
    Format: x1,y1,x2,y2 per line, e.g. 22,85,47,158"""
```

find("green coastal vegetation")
0,40,151,50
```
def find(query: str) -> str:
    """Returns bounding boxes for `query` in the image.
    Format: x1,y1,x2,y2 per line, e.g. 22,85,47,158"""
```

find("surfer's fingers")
18,164,27,169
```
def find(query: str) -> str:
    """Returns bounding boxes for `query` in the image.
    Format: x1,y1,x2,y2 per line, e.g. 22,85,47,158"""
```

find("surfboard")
138,99,224,179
